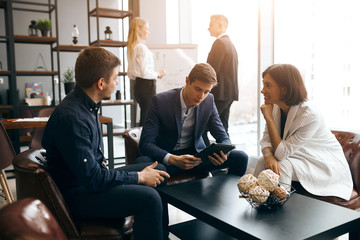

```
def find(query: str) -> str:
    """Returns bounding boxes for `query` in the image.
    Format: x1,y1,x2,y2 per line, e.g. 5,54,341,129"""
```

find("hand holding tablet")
195,143,235,163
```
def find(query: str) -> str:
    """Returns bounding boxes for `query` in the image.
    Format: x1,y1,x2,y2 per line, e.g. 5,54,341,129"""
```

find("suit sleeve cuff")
163,153,171,165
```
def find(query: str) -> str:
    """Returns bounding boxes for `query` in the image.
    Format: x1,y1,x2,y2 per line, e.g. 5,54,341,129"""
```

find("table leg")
349,230,360,240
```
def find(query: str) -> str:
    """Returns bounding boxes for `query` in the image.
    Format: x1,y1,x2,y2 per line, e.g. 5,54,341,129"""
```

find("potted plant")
62,67,75,95
36,18,51,37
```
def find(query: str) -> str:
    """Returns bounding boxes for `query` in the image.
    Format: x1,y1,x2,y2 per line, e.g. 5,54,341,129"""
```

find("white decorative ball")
237,174,258,193
249,185,270,204
257,169,280,191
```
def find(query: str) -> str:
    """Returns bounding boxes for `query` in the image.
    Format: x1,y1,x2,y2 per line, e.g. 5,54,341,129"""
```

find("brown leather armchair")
0,198,67,240
29,107,55,149
0,121,15,204
293,130,360,210
122,127,209,185
13,149,133,240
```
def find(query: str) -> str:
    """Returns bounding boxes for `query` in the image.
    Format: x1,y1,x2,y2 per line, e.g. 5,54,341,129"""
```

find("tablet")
195,143,235,162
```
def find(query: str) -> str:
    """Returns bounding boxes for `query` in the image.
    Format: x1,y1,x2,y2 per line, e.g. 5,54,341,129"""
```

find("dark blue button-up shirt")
42,86,138,196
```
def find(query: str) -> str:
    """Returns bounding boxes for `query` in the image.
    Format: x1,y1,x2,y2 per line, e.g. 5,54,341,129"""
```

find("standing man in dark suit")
136,63,247,177
203,14,239,146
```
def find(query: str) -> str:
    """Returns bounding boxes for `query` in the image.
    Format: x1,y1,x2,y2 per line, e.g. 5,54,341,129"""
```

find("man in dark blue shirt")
42,47,170,240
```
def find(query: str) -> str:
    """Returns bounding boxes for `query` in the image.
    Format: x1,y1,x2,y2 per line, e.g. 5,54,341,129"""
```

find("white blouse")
127,42,157,80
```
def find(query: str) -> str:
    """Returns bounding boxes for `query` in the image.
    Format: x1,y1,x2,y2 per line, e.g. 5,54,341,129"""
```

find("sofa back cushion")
332,130,360,192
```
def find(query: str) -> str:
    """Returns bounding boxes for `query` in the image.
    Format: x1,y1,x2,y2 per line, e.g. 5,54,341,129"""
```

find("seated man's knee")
227,150,248,176
229,150,248,166
134,156,154,164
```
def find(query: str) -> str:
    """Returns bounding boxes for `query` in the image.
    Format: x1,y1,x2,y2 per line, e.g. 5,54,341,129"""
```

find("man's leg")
134,156,155,164
214,100,233,135
72,184,165,240
133,156,170,239
189,149,248,177
122,160,168,186
225,150,248,176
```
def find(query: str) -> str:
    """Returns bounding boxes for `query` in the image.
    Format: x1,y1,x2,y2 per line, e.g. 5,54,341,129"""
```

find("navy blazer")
139,88,231,163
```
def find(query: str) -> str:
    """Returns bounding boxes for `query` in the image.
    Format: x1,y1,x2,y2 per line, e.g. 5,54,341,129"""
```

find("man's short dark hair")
262,64,307,106
75,47,121,89
188,63,217,86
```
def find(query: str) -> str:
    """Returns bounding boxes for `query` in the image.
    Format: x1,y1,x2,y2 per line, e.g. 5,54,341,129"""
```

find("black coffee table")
158,175,360,240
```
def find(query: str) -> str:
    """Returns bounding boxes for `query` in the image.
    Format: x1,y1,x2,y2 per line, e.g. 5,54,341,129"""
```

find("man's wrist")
168,155,175,165
137,172,143,184
163,153,171,165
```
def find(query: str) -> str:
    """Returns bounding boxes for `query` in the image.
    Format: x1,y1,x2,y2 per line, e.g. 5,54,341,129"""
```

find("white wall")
139,0,166,44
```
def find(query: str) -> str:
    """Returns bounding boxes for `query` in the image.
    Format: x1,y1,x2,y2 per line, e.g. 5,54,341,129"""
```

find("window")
274,0,360,130
189,0,259,156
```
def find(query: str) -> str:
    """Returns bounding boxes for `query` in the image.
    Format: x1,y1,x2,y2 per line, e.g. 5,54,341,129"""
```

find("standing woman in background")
127,17,166,126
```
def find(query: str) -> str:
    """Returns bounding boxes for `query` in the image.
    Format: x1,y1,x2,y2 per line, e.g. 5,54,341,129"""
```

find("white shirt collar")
217,33,228,39
179,88,195,113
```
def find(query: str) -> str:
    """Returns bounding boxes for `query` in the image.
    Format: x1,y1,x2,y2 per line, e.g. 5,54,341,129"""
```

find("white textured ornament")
249,185,270,204
257,169,280,191
237,174,258,193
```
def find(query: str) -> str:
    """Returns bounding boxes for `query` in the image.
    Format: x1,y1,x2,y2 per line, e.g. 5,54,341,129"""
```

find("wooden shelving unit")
89,7,132,19
14,35,57,44
52,45,88,52
15,71,58,76
0,0,60,153
87,0,135,129
89,39,127,47
0,70,11,76
0,0,61,115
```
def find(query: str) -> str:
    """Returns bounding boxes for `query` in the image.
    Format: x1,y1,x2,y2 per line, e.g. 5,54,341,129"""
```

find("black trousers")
134,77,156,126
202,99,233,146
66,162,168,240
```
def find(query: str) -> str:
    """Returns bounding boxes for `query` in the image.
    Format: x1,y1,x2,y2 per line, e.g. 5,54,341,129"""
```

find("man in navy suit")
203,15,239,146
136,63,248,177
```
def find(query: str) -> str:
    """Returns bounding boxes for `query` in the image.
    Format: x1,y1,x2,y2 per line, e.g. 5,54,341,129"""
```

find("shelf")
16,71,58,76
0,35,7,43
17,105,54,110
0,70,11,76
14,35,57,44
53,44,88,52
0,105,13,110
12,1,55,13
88,0,134,129
89,8,132,19
102,100,135,106
89,40,127,48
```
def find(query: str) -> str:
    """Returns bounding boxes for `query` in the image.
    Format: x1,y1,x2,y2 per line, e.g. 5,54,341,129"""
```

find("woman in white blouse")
127,17,166,126
254,64,353,200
